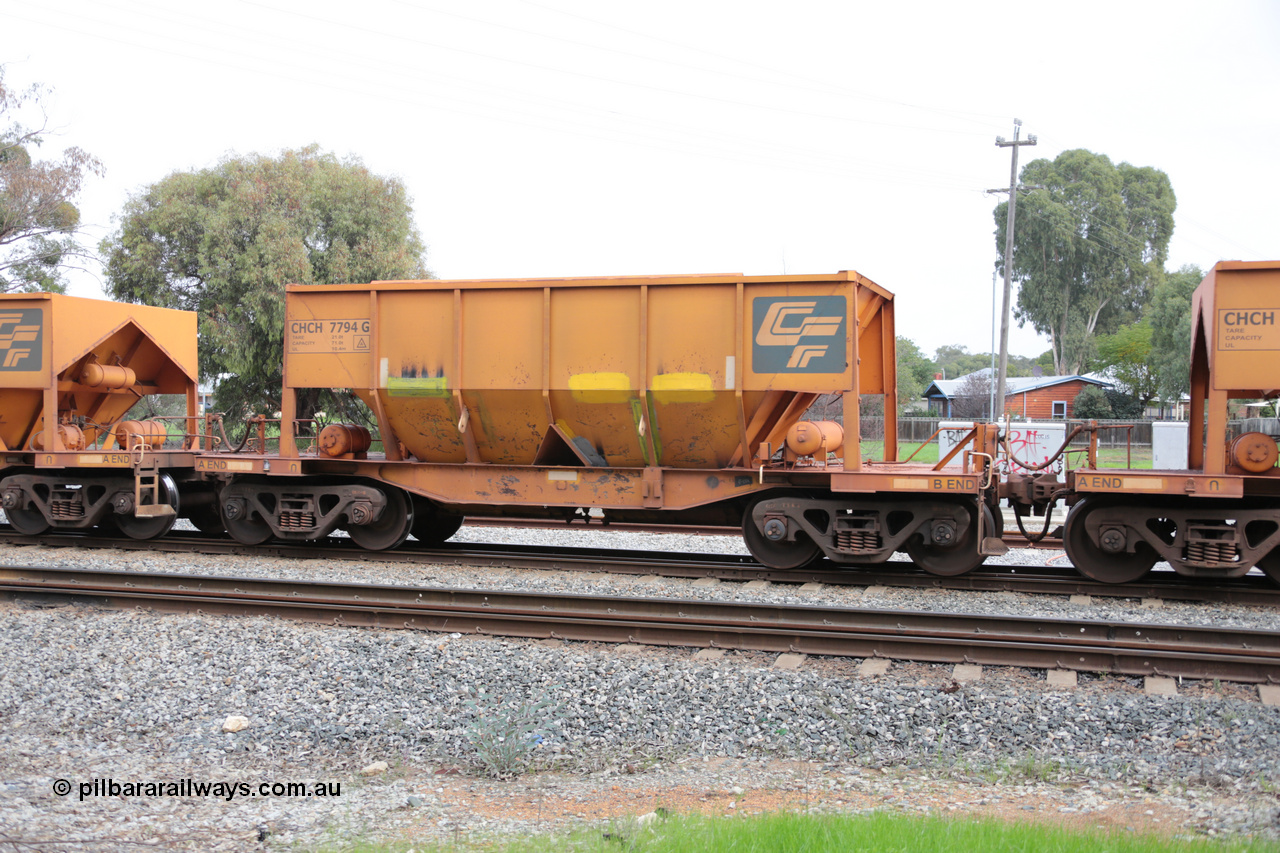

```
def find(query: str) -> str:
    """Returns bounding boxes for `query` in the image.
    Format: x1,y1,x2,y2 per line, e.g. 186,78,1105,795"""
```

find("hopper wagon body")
202,271,1003,571
0,292,221,538
1053,261,1280,584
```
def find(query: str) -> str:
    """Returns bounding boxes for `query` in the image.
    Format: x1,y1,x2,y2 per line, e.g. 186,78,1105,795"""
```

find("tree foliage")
1104,389,1143,419
0,66,103,292
1073,385,1113,419
934,344,1039,380
1145,264,1203,403
102,146,429,419
995,149,1175,376
1094,319,1159,406
895,336,935,414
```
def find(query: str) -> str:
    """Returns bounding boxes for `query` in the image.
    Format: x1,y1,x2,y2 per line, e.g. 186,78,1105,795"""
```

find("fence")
807,398,1280,448
855,417,1151,445
853,417,1280,448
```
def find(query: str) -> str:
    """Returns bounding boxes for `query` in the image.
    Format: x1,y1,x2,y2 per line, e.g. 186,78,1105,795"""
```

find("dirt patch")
396,759,1234,842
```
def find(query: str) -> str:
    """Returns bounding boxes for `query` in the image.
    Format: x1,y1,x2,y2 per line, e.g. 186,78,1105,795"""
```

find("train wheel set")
1,262,1278,587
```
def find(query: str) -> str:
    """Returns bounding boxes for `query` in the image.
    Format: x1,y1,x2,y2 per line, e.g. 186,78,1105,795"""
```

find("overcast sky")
2,0,1277,362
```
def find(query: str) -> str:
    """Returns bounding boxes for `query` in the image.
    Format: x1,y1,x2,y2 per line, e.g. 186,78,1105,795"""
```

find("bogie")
741,493,989,576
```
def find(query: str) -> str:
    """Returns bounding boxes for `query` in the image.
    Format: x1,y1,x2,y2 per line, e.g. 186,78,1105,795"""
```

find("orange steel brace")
279,299,298,459
453,288,480,464
541,287,554,430
933,427,975,472
843,278,861,470
369,289,402,462
879,294,898,462
734,279,750,469
637,285,659,467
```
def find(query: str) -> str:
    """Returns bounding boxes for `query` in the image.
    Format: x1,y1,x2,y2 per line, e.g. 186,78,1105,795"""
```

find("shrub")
1073,386,1113,419
463,690,562,778
1105,389,1143,419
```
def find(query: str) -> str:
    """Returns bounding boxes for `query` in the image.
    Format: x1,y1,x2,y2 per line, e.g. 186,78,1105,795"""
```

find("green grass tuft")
308,810,1279,853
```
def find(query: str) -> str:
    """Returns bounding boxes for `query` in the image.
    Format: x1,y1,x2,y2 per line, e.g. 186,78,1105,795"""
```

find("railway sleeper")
1068,498,1280,580
745,494,989,574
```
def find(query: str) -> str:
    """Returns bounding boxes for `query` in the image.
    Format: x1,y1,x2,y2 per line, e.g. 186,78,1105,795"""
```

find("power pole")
992,119,1036,419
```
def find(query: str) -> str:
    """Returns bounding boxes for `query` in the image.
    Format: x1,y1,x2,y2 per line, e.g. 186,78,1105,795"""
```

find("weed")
463,689,562,779
1012,751,1062,782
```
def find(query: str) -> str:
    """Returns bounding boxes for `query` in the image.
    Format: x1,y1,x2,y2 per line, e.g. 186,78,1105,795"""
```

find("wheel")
742,499,821,570
905,501,987,577
986,504,1004,539
221,496,274,546
116,474,180,540
347,487,414,551
1063,496,1157,584
411,507,464,545
5,506,49,536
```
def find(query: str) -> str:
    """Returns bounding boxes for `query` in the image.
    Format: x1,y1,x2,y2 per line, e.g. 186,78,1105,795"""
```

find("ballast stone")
221,715,250,733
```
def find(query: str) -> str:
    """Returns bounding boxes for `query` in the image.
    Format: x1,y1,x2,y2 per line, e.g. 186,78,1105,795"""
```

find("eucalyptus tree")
102,146,429,420
0,66,103,292
993,149,1175,376
1146,264,1204,404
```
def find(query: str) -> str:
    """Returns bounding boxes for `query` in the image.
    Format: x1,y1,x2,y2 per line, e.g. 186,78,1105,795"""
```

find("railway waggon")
0,261,1277,586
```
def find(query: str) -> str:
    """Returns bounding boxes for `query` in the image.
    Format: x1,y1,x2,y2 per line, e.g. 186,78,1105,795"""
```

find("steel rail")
461,516,1068,549
1,527,1277,605
0,566,1276,683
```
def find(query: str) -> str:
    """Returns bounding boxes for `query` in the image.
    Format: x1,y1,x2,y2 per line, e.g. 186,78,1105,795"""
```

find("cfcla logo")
0,310,42,370
752,296,846,373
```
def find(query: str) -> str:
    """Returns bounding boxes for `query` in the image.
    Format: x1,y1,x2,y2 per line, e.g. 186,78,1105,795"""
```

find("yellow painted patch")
892,478,931,490
650,372,715,404
76,453,133,466
387,376,449,398
1124,477,1166,490
568,372,633,403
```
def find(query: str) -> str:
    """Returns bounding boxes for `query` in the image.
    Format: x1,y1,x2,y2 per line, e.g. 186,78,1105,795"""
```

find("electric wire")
2,0,994,192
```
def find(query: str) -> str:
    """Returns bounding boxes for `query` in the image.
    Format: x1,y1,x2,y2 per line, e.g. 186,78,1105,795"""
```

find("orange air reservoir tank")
318,424,372,458
115,420,168,451
785,420,844,458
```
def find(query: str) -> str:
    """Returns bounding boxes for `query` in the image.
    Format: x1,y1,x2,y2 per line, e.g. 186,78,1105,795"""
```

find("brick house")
923,369,1112,419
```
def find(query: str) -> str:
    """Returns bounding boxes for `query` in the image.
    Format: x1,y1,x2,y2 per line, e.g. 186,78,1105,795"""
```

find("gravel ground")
0,526,1278,850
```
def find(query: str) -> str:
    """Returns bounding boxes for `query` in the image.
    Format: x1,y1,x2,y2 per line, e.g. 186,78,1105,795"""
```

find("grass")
308,811,1280,853
858,440,1154,469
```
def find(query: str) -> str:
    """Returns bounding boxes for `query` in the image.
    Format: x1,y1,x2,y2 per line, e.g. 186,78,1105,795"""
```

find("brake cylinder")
1229,432,1279,474
30,423,86,451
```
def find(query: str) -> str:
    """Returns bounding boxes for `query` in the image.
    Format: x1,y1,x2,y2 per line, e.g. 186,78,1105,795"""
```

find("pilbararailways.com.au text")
52,778,342,802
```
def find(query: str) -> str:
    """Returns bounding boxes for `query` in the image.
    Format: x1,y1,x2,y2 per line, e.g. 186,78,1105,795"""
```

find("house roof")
924,368,1112,400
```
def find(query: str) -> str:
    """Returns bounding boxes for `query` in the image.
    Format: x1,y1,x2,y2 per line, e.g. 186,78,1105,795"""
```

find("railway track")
1,565,1275,684
2,526,1278,606
461,515,1068,549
